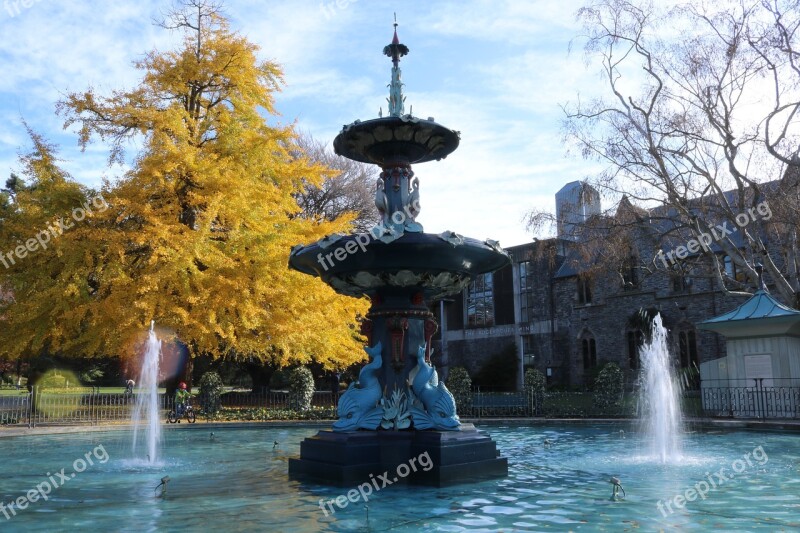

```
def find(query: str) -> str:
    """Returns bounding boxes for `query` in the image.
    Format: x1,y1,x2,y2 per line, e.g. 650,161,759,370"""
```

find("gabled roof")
701,290,800,322
698,289,800,337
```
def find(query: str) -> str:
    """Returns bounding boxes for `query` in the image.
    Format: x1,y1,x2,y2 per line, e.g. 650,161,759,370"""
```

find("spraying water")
132,321,162,464
639,314,683,463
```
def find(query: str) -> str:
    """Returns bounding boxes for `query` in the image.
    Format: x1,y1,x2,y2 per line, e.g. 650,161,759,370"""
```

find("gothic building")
437,181,788,390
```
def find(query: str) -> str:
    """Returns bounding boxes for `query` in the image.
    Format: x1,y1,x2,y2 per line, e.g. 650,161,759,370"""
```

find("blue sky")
0,0,601,247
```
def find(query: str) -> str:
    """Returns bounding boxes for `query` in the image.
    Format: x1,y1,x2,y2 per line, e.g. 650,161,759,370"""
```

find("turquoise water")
1,424,799,532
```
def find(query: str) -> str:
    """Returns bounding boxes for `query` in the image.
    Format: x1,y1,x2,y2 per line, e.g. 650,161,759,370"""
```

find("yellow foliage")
0,12,368,370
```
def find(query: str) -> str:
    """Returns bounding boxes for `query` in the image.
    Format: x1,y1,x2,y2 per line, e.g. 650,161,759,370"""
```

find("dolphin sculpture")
333,342,384,432
410,344,460,430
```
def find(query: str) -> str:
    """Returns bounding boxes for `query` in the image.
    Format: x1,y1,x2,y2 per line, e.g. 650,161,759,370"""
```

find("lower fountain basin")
289,232,510,298
288,424,508,487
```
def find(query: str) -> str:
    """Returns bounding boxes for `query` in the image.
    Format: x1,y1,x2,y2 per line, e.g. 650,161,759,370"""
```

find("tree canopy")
0,2,369,370
530,0,800,305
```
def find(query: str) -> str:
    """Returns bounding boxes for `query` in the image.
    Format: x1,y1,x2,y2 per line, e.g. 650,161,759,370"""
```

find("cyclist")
175,382,190,416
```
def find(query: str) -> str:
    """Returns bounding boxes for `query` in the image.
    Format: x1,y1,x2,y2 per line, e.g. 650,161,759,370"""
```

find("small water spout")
154,475,170,497
132,321,163,464
609,476,625,500
639,314,683,463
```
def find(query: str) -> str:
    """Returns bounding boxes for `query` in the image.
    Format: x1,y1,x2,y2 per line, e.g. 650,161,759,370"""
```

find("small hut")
697,278,800,418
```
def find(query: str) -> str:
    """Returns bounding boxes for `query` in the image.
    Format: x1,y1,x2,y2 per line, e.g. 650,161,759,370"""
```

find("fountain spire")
383,14,409,117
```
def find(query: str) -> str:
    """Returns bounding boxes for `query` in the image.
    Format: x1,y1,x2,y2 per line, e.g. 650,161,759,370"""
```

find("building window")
621,256,639,290
627,330,644,369
581,336,597,369
466,272,494,327
522,335,535,366
519,261,535,323
671,272,690,293
723,255,746,283
671,263,691,293
678,329,698,368
577,276,592,305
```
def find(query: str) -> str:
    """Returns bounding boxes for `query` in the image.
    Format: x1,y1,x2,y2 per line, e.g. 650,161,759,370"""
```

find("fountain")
287,22,510,486
639,314,683,463
131,321,163,464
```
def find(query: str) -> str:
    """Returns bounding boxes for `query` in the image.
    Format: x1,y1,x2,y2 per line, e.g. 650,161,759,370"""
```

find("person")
125,379,135,395
175,382,190,415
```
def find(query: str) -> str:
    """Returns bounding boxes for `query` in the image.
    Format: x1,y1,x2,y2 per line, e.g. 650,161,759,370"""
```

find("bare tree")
537,0,800,305
293,132,380,232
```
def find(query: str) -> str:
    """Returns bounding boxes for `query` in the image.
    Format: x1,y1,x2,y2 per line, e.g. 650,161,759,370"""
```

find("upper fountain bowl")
289,231,509,299
333,116,460,165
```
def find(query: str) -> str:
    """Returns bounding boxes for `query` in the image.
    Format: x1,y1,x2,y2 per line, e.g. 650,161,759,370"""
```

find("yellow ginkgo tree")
0,3,369,378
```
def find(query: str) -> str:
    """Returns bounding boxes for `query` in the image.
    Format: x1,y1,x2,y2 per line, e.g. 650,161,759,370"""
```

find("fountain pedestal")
288,424,507,487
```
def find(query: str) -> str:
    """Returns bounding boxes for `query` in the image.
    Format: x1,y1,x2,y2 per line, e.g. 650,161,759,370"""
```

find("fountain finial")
383,14,409,117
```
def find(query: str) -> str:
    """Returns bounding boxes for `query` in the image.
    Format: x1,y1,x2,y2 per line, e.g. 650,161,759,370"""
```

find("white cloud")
0,0,600,247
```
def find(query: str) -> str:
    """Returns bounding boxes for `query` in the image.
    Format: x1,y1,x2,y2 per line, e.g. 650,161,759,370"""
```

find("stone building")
437,181,789,390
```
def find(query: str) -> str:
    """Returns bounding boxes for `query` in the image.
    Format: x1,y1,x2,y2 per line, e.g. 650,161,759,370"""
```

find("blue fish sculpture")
410,344,460,430
333,342,384,432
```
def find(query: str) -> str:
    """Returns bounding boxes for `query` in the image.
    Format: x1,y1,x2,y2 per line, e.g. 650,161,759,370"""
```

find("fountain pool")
1,423,798,532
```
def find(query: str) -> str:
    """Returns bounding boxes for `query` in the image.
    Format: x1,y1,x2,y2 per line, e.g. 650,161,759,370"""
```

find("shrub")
287,366,315,411
446,366,472,414
523,368,546,415
37,373,68,389
593,362,624,414
199,371,224,415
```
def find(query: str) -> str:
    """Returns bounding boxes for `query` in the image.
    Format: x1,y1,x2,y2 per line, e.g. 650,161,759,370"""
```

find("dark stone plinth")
288,424,508,487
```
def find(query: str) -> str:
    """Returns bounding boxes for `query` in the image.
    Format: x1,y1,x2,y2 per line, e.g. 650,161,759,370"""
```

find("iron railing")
3,380,799,427
700,378,800,420
0,388,340,427
0,388,179,427
217,390,339,409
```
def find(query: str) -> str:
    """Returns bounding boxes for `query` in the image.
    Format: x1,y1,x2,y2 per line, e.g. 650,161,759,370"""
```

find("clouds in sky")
0,0,601,246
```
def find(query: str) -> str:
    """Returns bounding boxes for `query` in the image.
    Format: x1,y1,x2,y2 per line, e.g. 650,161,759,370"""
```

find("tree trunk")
244,362,275,393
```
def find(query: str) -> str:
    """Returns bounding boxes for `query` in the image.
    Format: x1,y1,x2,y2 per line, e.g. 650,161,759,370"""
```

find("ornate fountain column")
288,21,509,486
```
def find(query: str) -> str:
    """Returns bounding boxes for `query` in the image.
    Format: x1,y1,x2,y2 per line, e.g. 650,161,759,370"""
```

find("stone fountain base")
288,424,507,487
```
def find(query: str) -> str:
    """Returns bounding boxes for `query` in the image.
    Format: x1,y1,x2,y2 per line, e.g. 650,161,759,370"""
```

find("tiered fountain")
288,23,510,486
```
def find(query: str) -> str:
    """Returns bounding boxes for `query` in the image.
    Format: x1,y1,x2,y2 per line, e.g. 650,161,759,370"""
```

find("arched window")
580,332,597,369
627,330,644,370
577,275,592,304
678,329,698,368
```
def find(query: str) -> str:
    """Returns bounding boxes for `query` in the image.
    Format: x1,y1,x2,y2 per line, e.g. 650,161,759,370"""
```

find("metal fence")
0,388,178,427
218,390,339,409
0,388,340,427
460,389,633,418
700,378,800,419
3,380,799,427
